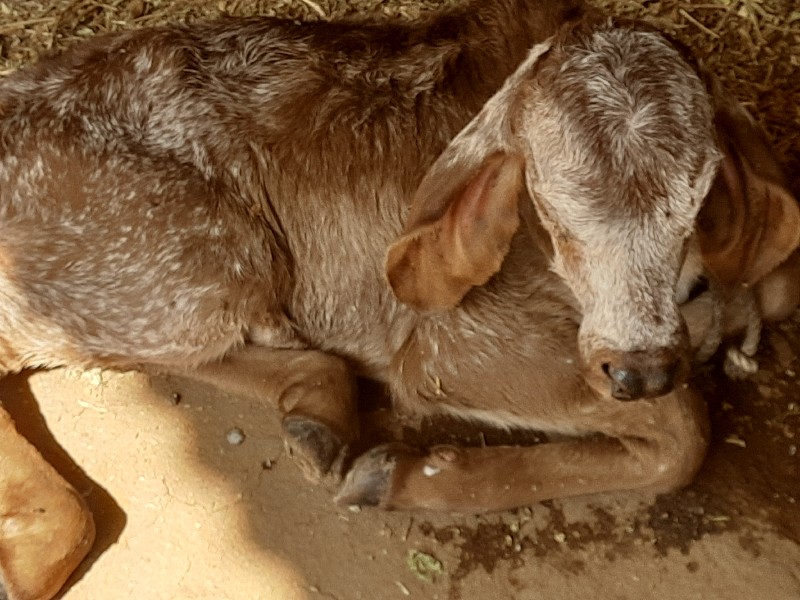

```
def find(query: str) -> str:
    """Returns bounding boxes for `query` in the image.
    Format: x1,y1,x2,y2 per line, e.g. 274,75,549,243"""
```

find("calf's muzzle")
593,349,688,401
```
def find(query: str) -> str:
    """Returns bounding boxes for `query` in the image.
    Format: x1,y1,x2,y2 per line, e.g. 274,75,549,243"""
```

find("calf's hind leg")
178,346,359,483
0,407,95,600
337,388,709,512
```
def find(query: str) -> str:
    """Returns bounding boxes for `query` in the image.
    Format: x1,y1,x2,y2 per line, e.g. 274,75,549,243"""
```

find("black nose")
603,361,679,400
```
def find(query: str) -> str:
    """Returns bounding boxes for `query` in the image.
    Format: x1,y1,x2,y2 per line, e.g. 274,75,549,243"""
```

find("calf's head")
387,20,783,401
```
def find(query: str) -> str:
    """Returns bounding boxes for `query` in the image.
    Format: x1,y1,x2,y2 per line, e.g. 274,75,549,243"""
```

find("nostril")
598,352,685,401
603,364,645,401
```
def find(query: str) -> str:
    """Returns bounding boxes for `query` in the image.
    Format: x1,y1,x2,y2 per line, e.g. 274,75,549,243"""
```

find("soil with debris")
1,1,799,600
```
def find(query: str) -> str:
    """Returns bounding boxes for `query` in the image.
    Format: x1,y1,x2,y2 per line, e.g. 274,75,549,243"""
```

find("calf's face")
518,28,720,399
386,23,721,401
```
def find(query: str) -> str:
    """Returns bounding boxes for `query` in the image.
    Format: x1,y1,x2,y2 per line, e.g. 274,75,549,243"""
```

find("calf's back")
0,1,582,376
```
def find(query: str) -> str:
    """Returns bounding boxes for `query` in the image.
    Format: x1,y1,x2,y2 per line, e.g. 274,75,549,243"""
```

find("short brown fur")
0,2,797,599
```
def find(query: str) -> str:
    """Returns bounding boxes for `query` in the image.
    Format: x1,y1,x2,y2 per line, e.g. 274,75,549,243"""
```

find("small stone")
553,531,567,544
423,465,441,477
170,392,181,406
128,0,145,18
226,427,246,446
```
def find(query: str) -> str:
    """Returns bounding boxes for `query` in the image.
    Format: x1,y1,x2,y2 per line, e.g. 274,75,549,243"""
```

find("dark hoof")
334,443,413,509
282,415,346,484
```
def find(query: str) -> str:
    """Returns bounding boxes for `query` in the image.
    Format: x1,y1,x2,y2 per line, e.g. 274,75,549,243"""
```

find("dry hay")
0,0,799,171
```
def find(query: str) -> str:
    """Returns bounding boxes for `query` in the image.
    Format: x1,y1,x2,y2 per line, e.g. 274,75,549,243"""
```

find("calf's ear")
698,80,800,287
386,153,525,311
386,39,554,311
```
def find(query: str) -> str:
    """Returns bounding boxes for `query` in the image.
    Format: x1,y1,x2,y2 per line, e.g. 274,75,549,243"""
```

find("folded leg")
0,407,95,600
177,346,359,483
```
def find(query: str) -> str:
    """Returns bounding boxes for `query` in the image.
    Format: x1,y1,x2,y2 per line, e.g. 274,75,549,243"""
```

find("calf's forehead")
518,25,719,232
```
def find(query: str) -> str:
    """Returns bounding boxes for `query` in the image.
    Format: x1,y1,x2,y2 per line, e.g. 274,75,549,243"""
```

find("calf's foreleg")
337,388,709,512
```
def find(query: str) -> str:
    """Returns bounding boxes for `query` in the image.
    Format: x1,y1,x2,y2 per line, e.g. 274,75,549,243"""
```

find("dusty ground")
3,347,799,600
1,1,799,599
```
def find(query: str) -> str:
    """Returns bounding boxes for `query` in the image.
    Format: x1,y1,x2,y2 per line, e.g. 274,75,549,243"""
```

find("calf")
0,1,798,599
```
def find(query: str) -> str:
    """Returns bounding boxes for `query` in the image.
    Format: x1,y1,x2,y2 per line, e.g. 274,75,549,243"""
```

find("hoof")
282,415,347,483
724,347,758,380
334,443,414,509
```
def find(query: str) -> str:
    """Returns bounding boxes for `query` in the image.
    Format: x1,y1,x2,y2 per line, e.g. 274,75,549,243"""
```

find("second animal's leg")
176,346,358,483
0,406,95,600
680,281,723,363
723,290,762,379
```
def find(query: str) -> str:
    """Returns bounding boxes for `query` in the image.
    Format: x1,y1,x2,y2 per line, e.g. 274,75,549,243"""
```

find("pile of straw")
1,0,798,171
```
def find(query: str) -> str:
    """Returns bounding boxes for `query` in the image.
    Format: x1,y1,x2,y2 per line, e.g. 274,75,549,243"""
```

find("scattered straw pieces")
395,580,411,596
725,434,748,448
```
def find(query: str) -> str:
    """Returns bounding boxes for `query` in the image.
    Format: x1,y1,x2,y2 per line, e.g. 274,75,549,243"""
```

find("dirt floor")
3,341,800,600
1,1,799,599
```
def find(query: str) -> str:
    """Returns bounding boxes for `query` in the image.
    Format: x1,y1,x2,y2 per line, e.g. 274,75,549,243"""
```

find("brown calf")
0,1,798,598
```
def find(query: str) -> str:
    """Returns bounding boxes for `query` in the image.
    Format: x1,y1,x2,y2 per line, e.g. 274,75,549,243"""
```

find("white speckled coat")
1,7,799,598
